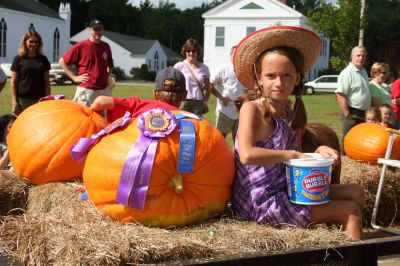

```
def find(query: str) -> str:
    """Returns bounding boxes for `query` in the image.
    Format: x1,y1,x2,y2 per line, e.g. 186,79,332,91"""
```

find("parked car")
304,75,338,94
0,63,12,78
50,63,72,85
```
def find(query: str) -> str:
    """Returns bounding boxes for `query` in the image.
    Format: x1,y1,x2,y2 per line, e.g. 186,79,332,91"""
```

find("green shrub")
112,67,126,80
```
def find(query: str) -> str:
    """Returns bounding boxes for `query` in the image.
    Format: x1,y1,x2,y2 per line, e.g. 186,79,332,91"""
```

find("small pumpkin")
8,100,107,184
83,110,235,227
344,123,400,163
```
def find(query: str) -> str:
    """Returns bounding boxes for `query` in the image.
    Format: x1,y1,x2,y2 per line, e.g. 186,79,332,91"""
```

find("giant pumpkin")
344,123,400,163
8,100,107,184
83,109,235,227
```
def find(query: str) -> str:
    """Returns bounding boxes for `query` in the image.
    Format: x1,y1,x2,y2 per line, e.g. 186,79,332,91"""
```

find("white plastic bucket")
284,153,334,205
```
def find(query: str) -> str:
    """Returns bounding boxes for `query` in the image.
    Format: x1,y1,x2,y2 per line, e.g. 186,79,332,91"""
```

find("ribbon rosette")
116,108,177,210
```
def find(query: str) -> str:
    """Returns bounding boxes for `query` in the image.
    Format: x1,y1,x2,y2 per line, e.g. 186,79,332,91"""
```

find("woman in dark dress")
10,30,51,115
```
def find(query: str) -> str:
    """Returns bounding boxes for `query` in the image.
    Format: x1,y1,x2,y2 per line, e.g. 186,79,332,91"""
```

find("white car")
304,75,338,94
0,63,12,78
50,63,72,85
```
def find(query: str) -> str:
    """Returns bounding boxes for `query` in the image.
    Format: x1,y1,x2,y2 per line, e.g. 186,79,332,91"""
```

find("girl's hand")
315,145,339,166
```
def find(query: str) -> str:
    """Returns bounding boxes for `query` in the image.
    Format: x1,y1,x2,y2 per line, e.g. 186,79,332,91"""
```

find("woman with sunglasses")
10,30,51,115
369,62,391,108
173,38,211,117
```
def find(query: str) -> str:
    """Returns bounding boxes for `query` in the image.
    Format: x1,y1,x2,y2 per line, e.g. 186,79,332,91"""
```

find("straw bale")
341,156,400,226
0,170,31,216
0,182,351,265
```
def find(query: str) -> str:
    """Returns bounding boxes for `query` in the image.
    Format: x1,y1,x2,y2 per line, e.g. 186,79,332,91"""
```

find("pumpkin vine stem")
170,174,184,194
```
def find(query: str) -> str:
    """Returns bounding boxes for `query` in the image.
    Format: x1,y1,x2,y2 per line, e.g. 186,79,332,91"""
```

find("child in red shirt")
91,67,187,123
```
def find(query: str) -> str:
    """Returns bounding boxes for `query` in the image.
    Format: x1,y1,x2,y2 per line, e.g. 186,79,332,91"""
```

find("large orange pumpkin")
8,100,107,184
344,123,400,163
83,110,235,227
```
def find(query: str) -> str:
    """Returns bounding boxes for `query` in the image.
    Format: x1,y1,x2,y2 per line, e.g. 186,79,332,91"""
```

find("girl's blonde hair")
236,46,307,131
18,30,43,57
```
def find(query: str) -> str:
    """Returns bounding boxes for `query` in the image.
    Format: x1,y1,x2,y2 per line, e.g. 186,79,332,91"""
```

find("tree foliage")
40,0,399,74
307,0,400,74
307,0,361,71
39,0,226,58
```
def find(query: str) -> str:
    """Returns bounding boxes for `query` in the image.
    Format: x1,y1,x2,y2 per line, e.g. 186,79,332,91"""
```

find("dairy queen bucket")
284,153,334,205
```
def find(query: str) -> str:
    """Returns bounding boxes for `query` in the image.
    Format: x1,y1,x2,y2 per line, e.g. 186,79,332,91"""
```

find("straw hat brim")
233,26,321,89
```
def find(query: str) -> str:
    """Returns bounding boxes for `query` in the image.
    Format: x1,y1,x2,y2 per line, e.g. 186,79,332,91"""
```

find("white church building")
202,0,330,81
0,0,71,64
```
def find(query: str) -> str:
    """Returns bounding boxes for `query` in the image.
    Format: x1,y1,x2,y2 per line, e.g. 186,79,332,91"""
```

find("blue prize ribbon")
177,120,196,173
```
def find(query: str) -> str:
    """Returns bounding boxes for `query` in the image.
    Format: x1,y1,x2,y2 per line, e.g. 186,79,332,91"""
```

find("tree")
308,0,361,71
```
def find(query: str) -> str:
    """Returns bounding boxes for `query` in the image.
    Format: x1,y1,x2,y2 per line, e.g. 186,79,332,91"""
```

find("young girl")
365,106,381,123
232,26,365,241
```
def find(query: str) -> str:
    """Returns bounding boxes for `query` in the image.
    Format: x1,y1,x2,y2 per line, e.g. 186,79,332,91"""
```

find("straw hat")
233,26,321,89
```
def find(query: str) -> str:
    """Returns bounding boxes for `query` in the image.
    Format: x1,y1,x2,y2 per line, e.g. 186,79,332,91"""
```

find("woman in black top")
11,30,51,115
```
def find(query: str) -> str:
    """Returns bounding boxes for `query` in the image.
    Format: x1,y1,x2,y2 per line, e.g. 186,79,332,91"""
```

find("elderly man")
335,46,370,153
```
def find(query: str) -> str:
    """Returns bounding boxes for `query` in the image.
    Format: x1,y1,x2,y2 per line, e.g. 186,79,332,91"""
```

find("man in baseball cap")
59,17,113,113
88,19,104,29
91,67,187,123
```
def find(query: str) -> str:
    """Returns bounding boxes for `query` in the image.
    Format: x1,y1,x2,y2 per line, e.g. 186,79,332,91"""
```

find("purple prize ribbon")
70,111,131,162
116,108,177,210
116,134,158,209
39,94,66,102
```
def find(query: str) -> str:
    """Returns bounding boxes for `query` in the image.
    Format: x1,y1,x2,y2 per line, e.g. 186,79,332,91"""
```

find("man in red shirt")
91,67,187,123
59,19,113,108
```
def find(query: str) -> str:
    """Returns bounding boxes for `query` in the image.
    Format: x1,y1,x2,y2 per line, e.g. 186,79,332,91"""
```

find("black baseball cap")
155,67,186,92
89,19,104,28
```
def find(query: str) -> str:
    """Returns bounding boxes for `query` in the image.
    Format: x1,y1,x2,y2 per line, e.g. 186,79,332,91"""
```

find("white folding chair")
371,128,400,235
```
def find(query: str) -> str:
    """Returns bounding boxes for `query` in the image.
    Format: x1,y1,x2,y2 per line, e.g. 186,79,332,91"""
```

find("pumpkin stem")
170,174,184,193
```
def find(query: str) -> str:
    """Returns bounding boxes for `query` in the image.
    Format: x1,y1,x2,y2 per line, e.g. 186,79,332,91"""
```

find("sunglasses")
380,71,388,75
185,50,197,53
28,41,39,44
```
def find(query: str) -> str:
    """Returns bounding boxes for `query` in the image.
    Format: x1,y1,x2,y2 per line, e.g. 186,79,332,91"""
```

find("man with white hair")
335,46,370,153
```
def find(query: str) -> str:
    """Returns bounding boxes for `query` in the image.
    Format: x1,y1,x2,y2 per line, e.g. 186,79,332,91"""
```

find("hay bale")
0,170,31,215
341,156,400,226
0,182,351,265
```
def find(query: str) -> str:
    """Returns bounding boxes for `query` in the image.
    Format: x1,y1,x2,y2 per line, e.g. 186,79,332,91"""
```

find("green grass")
0,83,341,145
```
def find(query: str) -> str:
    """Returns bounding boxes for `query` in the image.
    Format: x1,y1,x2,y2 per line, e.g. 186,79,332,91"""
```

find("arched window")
154,51,159,71
0,18,6,57
53,28,60,61
28,23,35,31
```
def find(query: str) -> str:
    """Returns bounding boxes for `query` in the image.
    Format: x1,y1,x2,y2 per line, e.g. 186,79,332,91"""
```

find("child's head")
153,67,187,108
379,103,393,124
365,107,381,123
233,26,321,130
0,114,16,143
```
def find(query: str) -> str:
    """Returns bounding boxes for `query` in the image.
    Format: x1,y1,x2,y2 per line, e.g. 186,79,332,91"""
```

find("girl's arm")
237,101,303,165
